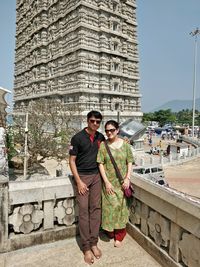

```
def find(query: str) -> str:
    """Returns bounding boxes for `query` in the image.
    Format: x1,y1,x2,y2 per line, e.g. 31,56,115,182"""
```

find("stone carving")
9,204,44,234
111,57,121,72
147,211,170,247
25,86,33,96
40,65,47,78
49,6,57,22
47,79,55,91
41,47,47,60
33,16,40,29
54,198,76,226
79,95,88,102
41,29,48,43
24,72,30,84
49,43,56,58
40,0,48,9
41,12,48,27
179,233,200,267
40,82,47,93
111,78,121,91
32,67,39,80
90,96,99,102
49,25,57,40
13,0,141,121
120,102,124,111
32,83,39,94
130,198,141,225
48,62,56,77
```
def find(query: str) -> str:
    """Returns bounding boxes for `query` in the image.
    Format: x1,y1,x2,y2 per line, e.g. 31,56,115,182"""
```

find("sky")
0,0,200,112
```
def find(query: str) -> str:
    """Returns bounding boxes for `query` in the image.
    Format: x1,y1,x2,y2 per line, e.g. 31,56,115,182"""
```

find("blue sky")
0,1,200,112
137,0,200,111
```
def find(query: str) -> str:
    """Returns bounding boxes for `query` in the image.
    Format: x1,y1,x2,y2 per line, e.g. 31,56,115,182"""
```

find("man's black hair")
87,110,102,121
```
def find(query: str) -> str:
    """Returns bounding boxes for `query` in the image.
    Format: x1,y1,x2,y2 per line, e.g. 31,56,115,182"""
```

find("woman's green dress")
97,141,134,231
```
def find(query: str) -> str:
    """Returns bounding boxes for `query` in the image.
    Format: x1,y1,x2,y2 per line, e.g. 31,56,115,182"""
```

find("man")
69,110,105,265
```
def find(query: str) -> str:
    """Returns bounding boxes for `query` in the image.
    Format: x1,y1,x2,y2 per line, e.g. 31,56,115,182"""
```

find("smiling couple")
69,110,133,265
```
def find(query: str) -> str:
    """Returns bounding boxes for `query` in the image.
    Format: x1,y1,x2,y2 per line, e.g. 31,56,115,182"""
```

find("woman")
97,120,134,247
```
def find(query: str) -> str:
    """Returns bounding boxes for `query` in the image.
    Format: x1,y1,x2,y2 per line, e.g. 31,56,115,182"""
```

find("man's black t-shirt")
69,128,105,174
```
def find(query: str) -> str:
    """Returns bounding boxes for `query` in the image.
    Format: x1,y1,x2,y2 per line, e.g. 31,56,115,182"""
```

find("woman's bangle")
124,176,130,180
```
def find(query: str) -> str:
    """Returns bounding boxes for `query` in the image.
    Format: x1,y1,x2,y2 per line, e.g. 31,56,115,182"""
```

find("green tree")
153,109,176,127
175,109,193,126
142,108,200,127
142,112,155,124
11,99,82,167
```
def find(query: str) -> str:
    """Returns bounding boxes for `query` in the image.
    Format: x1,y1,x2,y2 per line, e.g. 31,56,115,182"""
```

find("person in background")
97,120,134,248
148,136,153,154
69,110,105,265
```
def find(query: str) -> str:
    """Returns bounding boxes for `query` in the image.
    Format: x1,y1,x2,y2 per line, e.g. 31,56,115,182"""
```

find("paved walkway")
0,234,162,267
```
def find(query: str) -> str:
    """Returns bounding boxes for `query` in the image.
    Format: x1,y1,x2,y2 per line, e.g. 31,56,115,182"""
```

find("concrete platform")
164,157,200,198
0,234,162,267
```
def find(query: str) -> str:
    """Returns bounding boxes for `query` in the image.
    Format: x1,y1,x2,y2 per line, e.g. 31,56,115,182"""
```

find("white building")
0,86,11,127
13,0,142,124
169,143,189,157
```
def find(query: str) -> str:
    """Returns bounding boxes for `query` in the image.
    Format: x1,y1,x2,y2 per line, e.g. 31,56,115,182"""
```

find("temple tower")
13,0,142,122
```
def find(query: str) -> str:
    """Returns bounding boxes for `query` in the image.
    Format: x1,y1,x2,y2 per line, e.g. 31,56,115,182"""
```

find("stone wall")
0,173,199,267
0,127,9,253
1,177,77,252
1,148,200,267
135,146,200,167
13,0,142,122
0,178,9,253
128,175,200,267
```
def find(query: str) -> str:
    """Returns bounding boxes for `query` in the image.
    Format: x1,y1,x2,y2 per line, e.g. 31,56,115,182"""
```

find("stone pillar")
140,158,144,166
0,175,9,252
176,154,180,161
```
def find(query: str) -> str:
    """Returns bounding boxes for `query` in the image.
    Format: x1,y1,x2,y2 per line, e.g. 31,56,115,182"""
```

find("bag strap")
104,141,124,183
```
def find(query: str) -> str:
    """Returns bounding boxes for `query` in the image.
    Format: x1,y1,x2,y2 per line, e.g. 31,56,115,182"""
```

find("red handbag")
124,184,134,198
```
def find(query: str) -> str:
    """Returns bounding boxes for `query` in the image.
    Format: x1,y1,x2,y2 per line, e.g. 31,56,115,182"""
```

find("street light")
10,111,29,179
190,28,200,137
24,112,29,180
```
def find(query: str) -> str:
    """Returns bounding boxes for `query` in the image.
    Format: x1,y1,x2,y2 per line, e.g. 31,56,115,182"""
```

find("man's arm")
69,155,88,195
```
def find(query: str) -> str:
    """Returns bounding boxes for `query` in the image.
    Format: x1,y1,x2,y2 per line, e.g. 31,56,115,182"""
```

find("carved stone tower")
13,0,142,123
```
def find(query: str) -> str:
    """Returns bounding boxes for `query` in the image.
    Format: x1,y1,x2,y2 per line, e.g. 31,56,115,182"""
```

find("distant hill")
151,98,200,112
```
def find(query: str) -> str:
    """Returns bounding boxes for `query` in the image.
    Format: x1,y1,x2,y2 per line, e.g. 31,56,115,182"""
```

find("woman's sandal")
91,245,102,259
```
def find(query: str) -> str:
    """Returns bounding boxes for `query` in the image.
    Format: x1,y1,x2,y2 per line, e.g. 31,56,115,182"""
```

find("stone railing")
128,174,200,267
179,135,200,148
0,176,77,252
136,146,200,167
1,172,200,267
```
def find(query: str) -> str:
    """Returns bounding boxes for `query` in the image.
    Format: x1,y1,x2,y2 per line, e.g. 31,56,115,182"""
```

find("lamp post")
23,112,28,180
190,28,200,137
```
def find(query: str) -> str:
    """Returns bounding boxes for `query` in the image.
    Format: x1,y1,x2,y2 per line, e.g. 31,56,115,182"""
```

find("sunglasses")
89,119,101,124
105,128,116,133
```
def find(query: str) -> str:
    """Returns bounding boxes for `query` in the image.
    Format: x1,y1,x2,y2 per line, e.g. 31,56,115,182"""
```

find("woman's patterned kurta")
97,141,134,231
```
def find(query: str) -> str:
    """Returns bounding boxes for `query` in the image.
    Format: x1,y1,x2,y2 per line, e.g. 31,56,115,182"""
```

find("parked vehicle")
133,164,167,185
150,146,160,155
